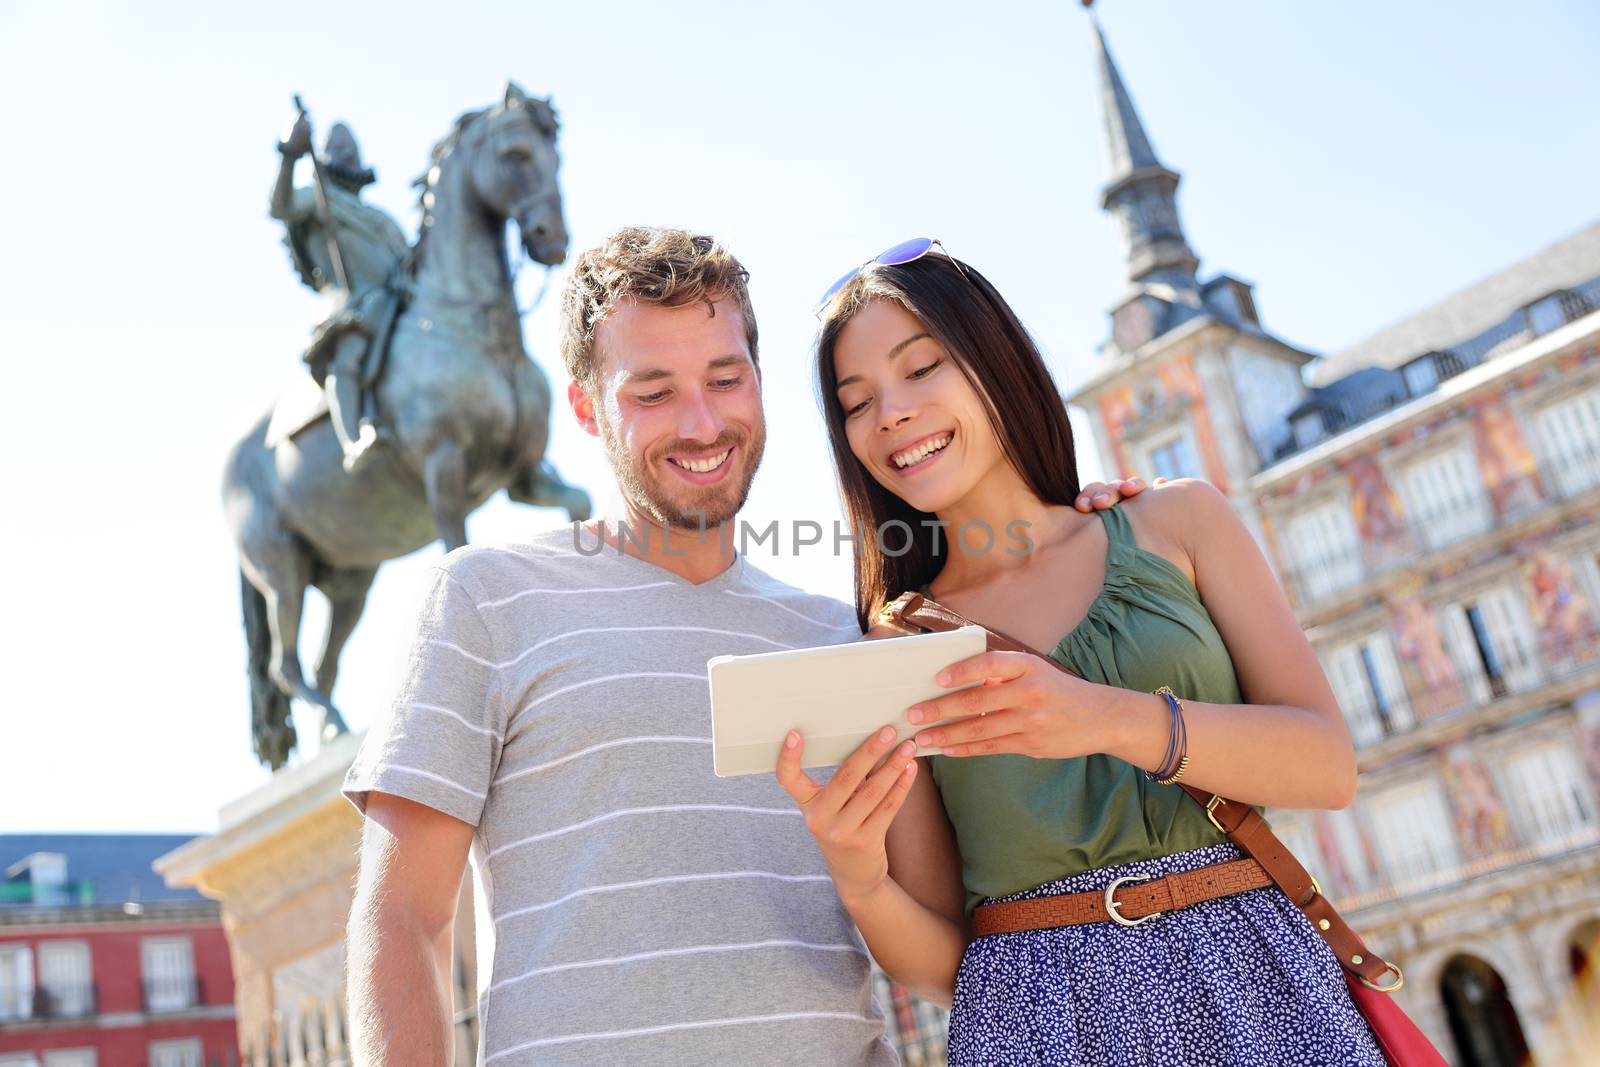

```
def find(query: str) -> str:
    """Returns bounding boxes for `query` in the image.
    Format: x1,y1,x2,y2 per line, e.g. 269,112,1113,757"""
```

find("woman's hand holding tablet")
774,722,921,907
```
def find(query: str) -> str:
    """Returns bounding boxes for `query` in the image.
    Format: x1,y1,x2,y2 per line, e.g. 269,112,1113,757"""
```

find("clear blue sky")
2,0,1596,833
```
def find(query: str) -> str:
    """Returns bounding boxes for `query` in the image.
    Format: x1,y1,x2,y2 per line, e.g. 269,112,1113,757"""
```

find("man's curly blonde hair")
559,227,760,390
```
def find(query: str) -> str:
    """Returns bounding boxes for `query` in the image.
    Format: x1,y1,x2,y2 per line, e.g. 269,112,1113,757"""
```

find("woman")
774,243,1384,1065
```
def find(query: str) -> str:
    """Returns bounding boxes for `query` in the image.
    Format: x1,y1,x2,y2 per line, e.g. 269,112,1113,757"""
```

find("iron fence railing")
1278,450,1600,610
1334,824,1600,915
32,980,97,1020
1275,280,1600,461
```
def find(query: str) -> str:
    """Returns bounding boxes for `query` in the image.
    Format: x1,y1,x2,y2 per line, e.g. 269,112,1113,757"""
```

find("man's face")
573,296,765,531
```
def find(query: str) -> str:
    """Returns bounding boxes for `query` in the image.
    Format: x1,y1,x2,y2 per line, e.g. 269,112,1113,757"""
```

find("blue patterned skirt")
948,843,1386,1066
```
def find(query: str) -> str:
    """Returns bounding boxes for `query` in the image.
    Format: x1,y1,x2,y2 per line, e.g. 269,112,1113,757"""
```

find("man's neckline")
577,521,747,591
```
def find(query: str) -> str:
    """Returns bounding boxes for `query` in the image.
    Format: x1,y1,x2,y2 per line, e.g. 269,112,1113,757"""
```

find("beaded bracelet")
1146,686,1190,785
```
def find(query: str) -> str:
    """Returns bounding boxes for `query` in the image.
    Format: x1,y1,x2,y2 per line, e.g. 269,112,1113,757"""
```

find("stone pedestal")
156,733,477,1065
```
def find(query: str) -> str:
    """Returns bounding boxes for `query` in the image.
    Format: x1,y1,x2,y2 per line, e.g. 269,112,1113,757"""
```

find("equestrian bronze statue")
226,84,591,769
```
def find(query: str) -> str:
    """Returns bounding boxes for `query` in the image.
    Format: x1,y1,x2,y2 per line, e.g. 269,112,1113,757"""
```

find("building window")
1526,293,1569,336
38,940,92,1018
1398,443,1493,550
1501,741,1597,848
147,1040,202,1067
141,936,196,1013
43,1051,96,1067
1292,412,1324,450
1283,498,1364,601
0,1056,42,1067
1441,586,1541,701
1324,633,1414,746
1533,386,1600,498
1367,780,1462,886
1145,430,1201,482
1402,357,1439,397
0,944,33,1023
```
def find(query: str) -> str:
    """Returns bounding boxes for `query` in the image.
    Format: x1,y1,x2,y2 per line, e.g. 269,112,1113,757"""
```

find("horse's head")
471,82,569,266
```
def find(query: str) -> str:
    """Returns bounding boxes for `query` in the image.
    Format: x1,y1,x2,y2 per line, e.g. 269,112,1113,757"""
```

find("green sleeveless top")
922,505,1245,913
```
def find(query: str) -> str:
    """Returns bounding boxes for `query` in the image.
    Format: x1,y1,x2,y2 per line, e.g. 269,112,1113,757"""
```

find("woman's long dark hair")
815,253,1082,631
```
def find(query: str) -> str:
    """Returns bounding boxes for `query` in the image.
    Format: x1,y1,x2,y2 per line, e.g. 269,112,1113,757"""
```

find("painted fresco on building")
1442,742,1515,858
1524,550,1600,672
1163,353,1230,494
1391,589,1467,717
1094,351,1230,492
1469,393,1543,516
1342,453,1408,565
1096,384,1137,478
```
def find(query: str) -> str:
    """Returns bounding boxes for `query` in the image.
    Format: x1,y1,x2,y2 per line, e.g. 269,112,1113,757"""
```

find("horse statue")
225,83,591,770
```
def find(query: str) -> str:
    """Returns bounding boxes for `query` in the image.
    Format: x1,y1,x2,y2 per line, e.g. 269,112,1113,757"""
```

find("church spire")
1089,13,1200,290
1091,16,1160,180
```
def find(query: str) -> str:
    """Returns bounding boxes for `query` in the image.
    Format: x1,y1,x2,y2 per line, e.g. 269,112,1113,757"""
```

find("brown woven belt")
972,857,1274,937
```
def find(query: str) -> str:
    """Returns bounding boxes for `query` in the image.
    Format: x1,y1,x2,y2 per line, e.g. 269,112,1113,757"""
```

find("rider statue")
270,112,409,472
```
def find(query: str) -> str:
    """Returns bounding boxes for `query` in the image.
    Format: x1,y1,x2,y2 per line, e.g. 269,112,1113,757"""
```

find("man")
271,112,409,472
341,226,1144,1064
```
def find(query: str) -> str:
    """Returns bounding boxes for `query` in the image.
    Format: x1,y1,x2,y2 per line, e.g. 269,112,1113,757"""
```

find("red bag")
882,591,1449,1066
1345,974,1448,1066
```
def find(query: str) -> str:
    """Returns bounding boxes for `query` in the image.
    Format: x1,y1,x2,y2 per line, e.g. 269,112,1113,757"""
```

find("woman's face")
831,298,1005,514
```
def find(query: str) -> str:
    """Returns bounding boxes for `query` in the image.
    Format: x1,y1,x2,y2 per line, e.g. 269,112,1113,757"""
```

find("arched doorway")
1571,918,1600,984
1570,919,1600,1041
1441,954,1532,1066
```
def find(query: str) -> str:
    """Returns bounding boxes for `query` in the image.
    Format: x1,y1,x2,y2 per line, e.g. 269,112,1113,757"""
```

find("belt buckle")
1104,874,1161,928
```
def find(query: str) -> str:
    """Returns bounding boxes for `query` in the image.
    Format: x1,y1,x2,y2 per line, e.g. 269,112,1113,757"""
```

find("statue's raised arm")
268,101,410,473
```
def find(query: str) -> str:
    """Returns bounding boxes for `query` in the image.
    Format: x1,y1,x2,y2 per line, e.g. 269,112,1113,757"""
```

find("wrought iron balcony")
1271,277,1600,462
1279,451,1600,611
0,982,99,1024
34,981,98,1020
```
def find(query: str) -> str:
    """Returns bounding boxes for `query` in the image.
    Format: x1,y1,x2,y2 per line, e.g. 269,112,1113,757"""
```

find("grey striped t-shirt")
342,524,895,1066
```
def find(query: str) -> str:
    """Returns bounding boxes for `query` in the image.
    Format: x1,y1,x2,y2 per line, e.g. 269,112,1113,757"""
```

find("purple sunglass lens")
816,238,942,312
819,265,863,307
877,237,936,266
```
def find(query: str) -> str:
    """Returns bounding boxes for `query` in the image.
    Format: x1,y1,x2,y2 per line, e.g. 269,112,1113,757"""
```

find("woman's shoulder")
1112,478,1233,580
1118,477,1230,524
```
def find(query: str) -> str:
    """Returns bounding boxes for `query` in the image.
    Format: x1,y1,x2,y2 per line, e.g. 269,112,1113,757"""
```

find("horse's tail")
240,570,296,770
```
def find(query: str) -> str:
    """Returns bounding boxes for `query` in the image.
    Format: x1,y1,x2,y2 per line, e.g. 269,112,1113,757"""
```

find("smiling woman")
773,248,1400,1066
816,254,1082,631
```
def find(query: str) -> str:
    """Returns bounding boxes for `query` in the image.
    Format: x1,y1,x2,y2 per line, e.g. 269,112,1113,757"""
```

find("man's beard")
598,417,765,532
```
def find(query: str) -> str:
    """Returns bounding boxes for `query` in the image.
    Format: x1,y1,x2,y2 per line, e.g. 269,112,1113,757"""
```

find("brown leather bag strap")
880,591,1041,657
879,590,1397,987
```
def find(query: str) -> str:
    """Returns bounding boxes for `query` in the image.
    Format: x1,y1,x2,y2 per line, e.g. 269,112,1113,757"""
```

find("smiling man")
340,228,897,1066
340,227,1141,1065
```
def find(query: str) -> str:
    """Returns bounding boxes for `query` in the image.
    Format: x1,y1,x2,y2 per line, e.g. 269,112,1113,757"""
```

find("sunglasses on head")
814,237,969,317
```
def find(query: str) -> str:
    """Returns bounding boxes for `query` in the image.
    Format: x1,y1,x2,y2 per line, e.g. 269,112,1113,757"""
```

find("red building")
0,836,238,1067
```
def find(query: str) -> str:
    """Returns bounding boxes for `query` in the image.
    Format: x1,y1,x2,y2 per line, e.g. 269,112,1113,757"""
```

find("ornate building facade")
1069,18,1600,1066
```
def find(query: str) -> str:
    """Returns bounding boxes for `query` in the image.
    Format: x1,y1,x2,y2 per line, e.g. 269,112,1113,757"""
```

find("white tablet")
706,625,987,777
